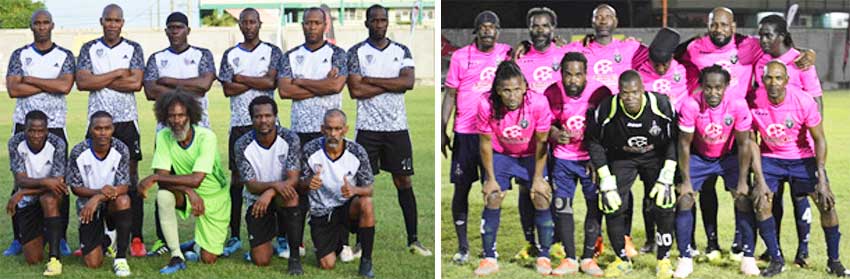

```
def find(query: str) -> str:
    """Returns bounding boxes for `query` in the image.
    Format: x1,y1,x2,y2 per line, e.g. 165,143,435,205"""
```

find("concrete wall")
0,25,435,90
443,28,850,89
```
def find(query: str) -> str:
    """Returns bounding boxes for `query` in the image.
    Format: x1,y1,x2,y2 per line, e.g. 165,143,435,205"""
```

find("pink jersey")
749,86,821,159
754,48,822,98
478,91,552,157
445,43,512,133
517,42,571,94
678,92,752,158
544,81,611,160
637,59,689,109
681,35,761,101
582,39,646,93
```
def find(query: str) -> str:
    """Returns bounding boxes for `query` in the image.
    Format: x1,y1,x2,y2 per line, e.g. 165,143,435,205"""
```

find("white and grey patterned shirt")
77,38,144,123
6,44,75,128
220,42,282,127
301,137,373,217
144,46,216,130
8,132,66,207
66,138,130,210
279,42,347,133
234,126,301,207
348,40,414,131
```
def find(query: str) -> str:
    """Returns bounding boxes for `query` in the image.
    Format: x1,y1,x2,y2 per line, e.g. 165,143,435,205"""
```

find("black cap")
473,11,499,34
166,12,188,26
649,28,680,63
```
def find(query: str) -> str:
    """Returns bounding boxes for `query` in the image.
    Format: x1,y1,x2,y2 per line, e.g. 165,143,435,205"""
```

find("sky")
44,0,201,29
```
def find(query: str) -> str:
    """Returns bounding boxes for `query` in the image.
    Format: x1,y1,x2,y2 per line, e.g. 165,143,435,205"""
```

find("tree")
201,9,236,27
0,0,46,29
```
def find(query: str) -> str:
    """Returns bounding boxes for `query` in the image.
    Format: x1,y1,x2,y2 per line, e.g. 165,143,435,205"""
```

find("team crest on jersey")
366,54,373,64
551,62,560,71
296,55,304,65
730,54,738,64
96,49,104,57
785,115,794,128
160,59,168,68
724,114,733,126
614,53,622,63
278,154,287,164
25,57,32,65
673,73,681,82
649,120,661,136
233,57,240,67
520,119,529,128
84,164,92,176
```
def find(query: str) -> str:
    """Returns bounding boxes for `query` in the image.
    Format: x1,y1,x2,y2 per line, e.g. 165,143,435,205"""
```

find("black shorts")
78,204,114,256
228,125,253,171
297,132,323,147
87,121,141,161
450,132,483,185
14,124,67,151
355,130,414,176
14,201,43,245
245,204,278,248
309,200,356,259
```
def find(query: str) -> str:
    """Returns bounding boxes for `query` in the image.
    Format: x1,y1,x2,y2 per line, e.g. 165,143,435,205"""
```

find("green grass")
0,86,435,278
441,90,850,278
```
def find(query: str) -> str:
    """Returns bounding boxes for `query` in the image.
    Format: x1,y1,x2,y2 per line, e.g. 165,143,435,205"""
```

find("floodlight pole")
662,0,668,27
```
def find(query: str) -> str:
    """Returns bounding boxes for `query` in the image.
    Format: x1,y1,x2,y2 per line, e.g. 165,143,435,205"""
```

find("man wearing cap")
142,11,216,257
637,28,687,110
442,10,511,264
75,4,145,257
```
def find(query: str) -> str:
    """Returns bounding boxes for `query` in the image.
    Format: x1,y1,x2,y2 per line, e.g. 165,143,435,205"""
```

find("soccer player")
67,111,133,276
347,4,430,256
585,70,677,278
278,7,347,258
6,111,67,276
474,61,554,276
219,7,287,259
637,28,688,109
441,10,511,263
5,9,75,257
234,96,303,274
137,91,231,274
75,4,145,257
672,66,757,277
543,52,611,276
749,61,850,277
301,109,376,278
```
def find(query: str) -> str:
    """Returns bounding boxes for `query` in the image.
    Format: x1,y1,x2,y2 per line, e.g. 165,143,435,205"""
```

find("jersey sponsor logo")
765,123,790,145
593,59,614,75
479,66,496,81
652,79,672,94
624,136,655,153
564,115,586,142
499,125,529,144
532,66,554,82
702,123,726,144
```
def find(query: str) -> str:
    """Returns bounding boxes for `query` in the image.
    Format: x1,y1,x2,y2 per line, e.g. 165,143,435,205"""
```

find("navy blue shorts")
551,158,596,199
450,133,483,185
492,152,546,191
689,154,740,192
761,157,823,196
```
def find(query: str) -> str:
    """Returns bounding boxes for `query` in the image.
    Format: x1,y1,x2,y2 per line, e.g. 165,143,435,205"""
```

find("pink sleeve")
477,98,493,134
800,66,823,97
631,44,649,68
444,52,463,89
535,96,553,132
734,101,753,131
736,36,763,65
677,99,696,132
803,99,822,128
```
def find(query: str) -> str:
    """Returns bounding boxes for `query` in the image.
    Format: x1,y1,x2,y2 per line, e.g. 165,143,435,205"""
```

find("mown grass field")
0,86,435,278
441,90,850,278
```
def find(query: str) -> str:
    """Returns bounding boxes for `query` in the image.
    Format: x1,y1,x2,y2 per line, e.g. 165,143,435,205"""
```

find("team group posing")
6,3,431,278
442,4,850,278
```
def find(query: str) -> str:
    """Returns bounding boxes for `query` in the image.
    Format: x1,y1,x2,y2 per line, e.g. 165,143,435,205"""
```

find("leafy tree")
0,0,46,29
201,9,236,27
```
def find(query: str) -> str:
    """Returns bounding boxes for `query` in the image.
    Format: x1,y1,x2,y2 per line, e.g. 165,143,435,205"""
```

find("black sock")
229,182,243,239
643,195,655,241
700,181,719,248
297,194,309,246
655,207,675,260
397,187,418,244
45,217,62,259
130,176,144,239
772,184,785,249
555,212,576,259
276,207,288,238
59,195,70,241
624,191,634,236
607,212,628,260
113,209,132,259
582,197,602,259
518,190,536,244
452,182,472,253
359,227,375,260
154,200,165,242
282,206,303,261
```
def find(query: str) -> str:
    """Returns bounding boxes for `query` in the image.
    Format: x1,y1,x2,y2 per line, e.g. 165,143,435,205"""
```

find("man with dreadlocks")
474,61,553,276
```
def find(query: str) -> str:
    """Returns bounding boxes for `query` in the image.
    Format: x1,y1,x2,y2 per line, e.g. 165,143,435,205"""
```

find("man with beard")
543,52,610,276
585,71,678,278
5,9,75,257
218,8,287,260
301,109,376,278
142,12,216,257
234,96,303,274
75,4,145,258
137,91,230,274
67,111,133,276
6,111,67,276
347,4,430,256
441,10,511,264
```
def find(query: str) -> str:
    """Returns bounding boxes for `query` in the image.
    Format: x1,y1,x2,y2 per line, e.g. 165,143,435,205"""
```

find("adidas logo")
53,63,59,67
393,57,399,62
322,58,328,63
122,54,128,59
260,57,266,61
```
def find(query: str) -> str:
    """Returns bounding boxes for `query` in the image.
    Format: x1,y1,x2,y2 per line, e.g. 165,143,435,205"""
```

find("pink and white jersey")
516,42,570,94
678,92,752,158
478,91,552,157
681,35,761,101
445,43,512,133
754,48,822,98
544,81,611,160
582,39,645,93
637,59,688,109
749,86,821,159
